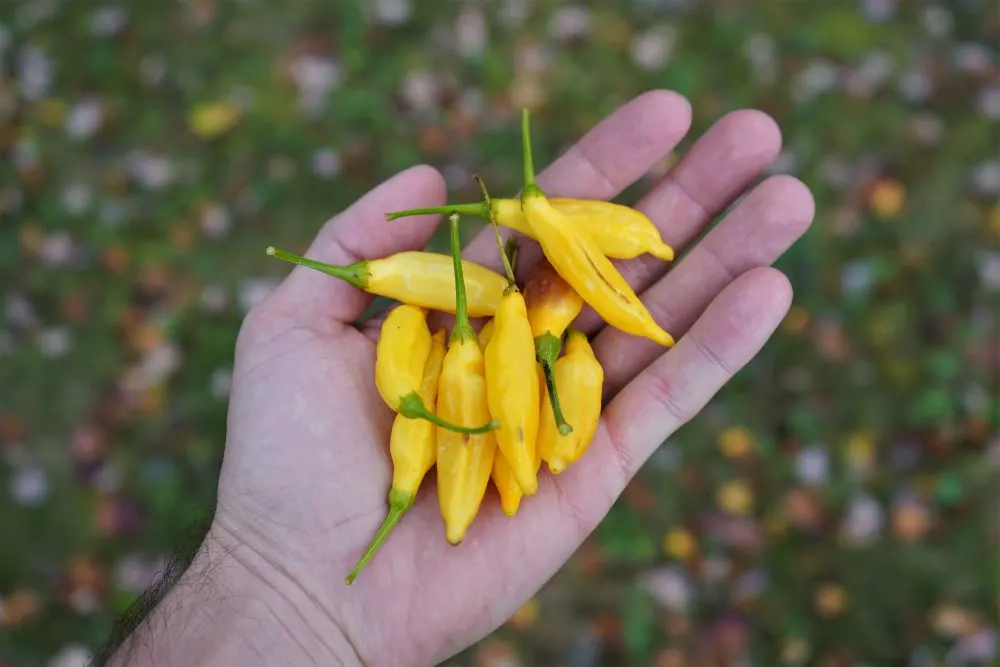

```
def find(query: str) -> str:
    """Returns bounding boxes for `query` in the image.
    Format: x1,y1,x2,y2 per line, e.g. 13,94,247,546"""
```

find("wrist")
107,519,363,667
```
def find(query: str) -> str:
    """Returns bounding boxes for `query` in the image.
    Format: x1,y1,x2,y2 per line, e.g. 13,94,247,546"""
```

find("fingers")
461,89,693,274
598,267,792,483
639,109,784,254
572,109,783,333
267,165,447,324
404,268,793,627
595,174,815,395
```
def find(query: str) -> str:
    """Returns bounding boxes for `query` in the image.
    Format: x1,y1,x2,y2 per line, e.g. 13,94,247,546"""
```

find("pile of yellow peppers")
266,110,677,584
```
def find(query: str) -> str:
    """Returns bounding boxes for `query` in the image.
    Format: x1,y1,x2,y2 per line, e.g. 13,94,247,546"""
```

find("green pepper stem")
384,202,488,221
344,488,414,584
521,108,537,193
448,212,474,340
265,246,369,289
536,333,573,436
505,237,519,276
475,174,517,290
399,392,498,434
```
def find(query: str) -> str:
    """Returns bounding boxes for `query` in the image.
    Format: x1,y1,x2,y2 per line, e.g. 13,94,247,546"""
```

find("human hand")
196,91,814,667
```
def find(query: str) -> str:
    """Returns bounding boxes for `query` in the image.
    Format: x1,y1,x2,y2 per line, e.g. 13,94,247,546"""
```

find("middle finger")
572,108,784,334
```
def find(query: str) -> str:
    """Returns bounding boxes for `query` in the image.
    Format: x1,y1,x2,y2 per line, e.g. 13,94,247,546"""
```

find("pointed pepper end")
547,459,567,475
653,243,676,262
501,503,521,518
518,475,539,497
445,527,466,545
654,328,676,348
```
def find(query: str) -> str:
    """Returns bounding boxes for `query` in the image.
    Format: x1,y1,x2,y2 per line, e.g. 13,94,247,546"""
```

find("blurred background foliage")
1,0,998,665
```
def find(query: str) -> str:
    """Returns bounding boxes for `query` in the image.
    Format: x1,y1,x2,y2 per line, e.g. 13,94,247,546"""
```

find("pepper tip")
265,246,276,256
654,329,676,348
653,243,676,262
548,459,567,475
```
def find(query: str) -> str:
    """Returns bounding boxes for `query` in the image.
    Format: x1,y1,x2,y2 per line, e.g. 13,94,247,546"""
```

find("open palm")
210,91,814,667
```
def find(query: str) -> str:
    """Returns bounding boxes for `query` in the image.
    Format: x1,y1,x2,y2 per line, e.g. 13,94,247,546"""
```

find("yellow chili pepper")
523,257,584,437
491,429,543,517
345,327,447,584
386,200,674,262
375,304,497,434
436,213,499,544
490,450,524,517
479,320,495,348
537,328,604,474
477,175,540,496
479,319,521,514
265,246,506,317
479,332,541,517
518,109,676,348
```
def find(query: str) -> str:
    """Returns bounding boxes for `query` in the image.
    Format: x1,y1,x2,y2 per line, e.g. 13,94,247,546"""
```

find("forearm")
100,522,362,667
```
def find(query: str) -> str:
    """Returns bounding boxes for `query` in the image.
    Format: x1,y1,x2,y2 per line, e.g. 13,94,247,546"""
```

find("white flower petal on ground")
372,0,412,26
640,565,693,613
89,6,128,37
211,367,233,399
971,161,1000,195
548,6,591,41
921,6,953,37
977,86,1000,120
62,184,92,215
47,645,93,667
65,98,105,139
795,445,830,485
840,494,884,547
38,327,71,357
11,466,49,506
200,203,231,239
312,148,342,179
18,45,54,101
455,7,488,58
40,232,75,266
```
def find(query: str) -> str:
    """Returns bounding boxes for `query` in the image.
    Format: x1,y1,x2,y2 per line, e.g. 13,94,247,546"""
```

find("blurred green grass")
1,1,998,665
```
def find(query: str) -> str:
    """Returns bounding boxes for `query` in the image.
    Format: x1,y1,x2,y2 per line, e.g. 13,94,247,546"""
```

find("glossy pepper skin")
265,246,506,317
386,199,675,262
523,258,585,437
517,109,676,348
537,328,604,474
375,304,497,434
436,213,498,544
478,175,541,496
479,319,495,348
480,330,541,517
345,328,447,584
490,450,524,516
